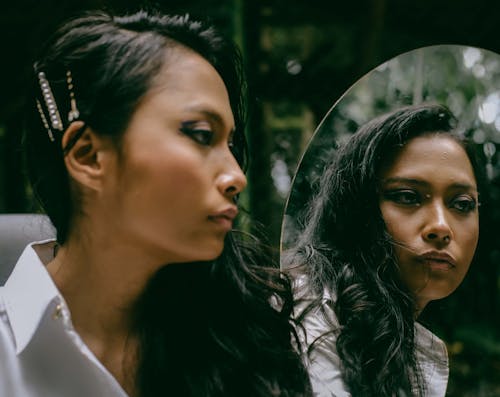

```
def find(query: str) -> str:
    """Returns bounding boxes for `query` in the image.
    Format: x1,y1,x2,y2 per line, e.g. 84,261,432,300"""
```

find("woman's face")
102,48,246,264
378,134,479,310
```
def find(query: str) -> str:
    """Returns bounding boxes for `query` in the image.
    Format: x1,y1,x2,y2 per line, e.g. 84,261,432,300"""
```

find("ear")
62,121,113,192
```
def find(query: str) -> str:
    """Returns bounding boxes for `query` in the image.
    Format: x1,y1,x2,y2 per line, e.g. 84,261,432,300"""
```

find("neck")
414,297,429,319
46,225,166,357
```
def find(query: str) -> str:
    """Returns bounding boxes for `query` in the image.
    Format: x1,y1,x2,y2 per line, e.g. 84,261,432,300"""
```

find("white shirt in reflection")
0,241,128,397
299,289,449,397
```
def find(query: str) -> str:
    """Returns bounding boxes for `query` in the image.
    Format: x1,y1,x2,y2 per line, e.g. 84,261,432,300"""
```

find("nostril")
225,185,237,194
426,231,451,243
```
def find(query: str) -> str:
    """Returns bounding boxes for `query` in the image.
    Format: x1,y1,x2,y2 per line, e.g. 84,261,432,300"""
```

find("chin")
193,243,225,262
421,288,456,304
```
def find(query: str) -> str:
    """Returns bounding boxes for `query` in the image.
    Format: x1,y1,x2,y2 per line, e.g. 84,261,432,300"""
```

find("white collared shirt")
299,290,449,397
0,241,128,397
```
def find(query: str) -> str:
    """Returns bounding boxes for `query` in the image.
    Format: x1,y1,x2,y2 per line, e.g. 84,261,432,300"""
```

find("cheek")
126,146,208,197
385,222,407,244
380,205,412,245
458,217,479,265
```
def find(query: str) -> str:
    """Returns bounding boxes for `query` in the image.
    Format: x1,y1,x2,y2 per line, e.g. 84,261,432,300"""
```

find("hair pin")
37,71,63,132
66,70,80,122
36,99,55,141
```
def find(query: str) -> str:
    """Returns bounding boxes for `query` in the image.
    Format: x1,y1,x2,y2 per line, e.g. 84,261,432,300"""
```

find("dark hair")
24,10,311,397
287,103,484,396
26,10,248,243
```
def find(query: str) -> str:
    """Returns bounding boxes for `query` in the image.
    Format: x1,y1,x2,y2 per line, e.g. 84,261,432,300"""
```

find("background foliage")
283,45,500,396
1,1,499,395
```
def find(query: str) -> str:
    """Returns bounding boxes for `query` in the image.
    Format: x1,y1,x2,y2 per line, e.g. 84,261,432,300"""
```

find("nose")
421,201,452,245
216,159,247,200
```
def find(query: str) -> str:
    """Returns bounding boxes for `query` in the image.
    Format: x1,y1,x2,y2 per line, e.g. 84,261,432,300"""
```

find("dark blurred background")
1,0,499,395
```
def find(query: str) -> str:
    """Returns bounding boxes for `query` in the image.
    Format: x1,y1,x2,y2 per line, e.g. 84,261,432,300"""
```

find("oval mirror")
282,45,500,396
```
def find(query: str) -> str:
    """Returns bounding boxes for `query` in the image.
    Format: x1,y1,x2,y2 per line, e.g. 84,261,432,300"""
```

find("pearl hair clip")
36,70,80,142
66,70,80,122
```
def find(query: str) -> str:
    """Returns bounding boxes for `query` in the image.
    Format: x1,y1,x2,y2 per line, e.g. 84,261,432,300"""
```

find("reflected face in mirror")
378,134,479,310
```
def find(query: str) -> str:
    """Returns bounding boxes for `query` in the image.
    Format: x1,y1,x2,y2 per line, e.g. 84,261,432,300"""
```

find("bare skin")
46,47,246,396
47,237,146,395
379,134,479,313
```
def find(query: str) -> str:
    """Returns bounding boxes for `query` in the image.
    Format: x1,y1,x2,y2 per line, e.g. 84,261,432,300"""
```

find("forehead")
381,134,476,186
143,46,234,125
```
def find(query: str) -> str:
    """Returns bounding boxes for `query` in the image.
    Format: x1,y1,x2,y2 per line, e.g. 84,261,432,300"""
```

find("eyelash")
179,122,244,166
383,189,478,213
384,190,419,205
451,195,478,213
180,126,214,146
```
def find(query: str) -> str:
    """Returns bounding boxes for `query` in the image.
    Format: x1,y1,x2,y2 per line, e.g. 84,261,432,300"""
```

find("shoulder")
415,323,449,397
0,290,16,349
304,312,350,396
293,274,338,333
415,322,448,361
0,289,27,395
293,282,351,397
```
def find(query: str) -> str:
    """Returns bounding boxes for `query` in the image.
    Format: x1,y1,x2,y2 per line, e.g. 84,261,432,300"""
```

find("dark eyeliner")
180,121,213,146
382,189,420,205
451,195,478,213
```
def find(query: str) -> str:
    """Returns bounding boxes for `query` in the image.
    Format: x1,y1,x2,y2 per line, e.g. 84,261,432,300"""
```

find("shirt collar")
415,322,448,364
2,240,62,354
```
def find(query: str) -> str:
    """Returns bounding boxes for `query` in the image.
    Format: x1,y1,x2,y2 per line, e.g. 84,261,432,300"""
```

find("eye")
450,195,477,213
180,126,214,146
228,131,246,167
228,139,237,157
383,189,421,206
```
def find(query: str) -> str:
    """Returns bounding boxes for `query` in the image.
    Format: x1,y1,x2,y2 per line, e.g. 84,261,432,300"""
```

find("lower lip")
421,259,454,271
208,216,233,232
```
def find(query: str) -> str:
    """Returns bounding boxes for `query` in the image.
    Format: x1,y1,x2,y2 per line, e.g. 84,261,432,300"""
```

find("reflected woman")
285,104,483,396
0,10,311,397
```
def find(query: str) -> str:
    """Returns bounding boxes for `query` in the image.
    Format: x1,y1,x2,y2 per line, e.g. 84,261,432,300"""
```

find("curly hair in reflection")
287,104,485,396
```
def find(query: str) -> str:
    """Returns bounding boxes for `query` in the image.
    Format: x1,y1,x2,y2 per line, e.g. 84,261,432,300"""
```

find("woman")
286,104,484,396
0,10,311,397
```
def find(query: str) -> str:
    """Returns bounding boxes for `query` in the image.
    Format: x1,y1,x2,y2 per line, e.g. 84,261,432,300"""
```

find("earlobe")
62,121,107,191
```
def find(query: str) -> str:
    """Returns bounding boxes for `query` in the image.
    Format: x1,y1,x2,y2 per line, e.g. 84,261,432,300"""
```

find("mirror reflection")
282,45,500,396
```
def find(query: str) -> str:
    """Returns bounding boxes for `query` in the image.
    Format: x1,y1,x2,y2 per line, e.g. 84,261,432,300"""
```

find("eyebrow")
381,177,477,191
184,106,235,133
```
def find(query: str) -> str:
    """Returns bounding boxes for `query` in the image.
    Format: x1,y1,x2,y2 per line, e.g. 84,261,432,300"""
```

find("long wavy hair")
24,10,311,397
286,104,485,396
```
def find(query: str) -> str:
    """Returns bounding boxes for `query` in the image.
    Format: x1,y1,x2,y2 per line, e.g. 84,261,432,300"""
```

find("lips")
418,251,456,269
208,206,238,231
